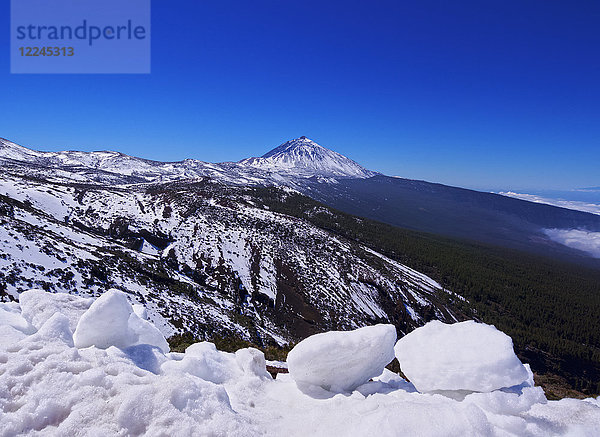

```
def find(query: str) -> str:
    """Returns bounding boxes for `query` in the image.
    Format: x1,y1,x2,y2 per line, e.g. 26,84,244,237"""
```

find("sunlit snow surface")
396,320,530,393
1,290,600,436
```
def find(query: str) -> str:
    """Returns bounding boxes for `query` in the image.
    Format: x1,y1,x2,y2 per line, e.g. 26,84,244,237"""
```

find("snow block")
395,320,529,393
287,324,397,393
235,348,271,379
128,312,170,353
162,342,239,384
36,313,74,347
73,289,138,349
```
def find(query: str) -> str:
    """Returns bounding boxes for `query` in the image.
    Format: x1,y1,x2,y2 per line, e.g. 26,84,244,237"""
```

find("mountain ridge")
2,135,600,262
0,136,376,181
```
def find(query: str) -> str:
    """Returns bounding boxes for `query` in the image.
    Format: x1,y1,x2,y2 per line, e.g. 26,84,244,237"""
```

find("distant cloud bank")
544,228,600,258
499,192,600,215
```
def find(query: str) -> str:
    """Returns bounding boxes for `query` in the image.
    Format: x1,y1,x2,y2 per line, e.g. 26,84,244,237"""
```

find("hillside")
0,171,461,346
252,187,600,396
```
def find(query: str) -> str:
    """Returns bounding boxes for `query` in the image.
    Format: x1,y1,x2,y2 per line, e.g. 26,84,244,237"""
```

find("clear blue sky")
1,0,598,191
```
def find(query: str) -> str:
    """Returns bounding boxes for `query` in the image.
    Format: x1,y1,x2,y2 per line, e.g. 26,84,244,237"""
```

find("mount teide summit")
239,136,376,179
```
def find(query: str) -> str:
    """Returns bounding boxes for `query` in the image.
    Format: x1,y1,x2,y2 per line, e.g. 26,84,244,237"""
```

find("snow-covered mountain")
239,136,376,179
0,136,376,186
0,159,460,345
3,134,600,266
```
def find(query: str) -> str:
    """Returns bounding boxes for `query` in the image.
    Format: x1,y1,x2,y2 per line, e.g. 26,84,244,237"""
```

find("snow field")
1,290,600,436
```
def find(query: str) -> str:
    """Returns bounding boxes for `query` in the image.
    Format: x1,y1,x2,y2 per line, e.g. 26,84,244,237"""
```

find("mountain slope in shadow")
304,175,600,264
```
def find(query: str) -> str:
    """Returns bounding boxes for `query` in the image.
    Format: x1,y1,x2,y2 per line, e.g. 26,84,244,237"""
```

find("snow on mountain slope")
0,137,221,184
239,136,377,178
0,137,44,161
0,136,376,187
6,136,599,266
0,171,460,345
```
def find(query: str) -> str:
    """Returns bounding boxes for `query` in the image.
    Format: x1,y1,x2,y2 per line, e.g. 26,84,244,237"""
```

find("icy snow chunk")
235,348,271,379
395,320,529,393
133,303,148,320
128,312,170,353
73,289,138,349
287,324,397,393
35,313,74,347
19,289,93,331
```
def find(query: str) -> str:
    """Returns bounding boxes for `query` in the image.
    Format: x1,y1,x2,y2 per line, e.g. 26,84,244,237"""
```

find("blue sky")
1,0,598,191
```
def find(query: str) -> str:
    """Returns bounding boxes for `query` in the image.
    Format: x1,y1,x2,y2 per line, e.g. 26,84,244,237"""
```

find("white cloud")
499,192,600,215
544,228,600,258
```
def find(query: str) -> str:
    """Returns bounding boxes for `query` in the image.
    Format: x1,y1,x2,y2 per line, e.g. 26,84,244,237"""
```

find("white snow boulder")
395,320,529,393
33,313,75,347
73,289,138,349
287,324,397,393
235,348,272,379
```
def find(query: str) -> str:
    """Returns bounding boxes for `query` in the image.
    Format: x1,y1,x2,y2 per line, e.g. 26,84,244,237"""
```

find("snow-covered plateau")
1,289,599,436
